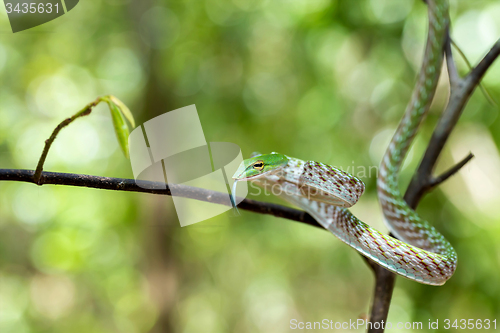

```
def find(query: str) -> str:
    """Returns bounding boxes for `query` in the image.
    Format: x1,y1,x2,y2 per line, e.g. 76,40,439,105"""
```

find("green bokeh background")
1,0,499,332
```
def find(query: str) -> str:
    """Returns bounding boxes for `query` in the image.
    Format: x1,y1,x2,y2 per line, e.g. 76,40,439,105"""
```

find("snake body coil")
233,0,455,286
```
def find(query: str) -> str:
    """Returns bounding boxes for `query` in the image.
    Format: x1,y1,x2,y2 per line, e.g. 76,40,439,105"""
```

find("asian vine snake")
232,0,456,286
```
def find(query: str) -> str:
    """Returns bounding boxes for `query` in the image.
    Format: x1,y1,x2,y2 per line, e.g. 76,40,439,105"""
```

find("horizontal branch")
0,168,322,229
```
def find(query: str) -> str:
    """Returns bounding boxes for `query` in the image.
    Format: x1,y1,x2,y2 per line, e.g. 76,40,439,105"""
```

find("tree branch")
0,168,322,229
368,265,396,330
3,38,498,333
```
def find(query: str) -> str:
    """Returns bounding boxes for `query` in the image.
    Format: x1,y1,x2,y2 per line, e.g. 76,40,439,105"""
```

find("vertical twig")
445,30,459,89
33,98,101,185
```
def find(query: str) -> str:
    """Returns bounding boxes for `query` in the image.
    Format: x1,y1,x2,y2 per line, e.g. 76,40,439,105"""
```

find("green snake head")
230,152,289,214
232,153,289,180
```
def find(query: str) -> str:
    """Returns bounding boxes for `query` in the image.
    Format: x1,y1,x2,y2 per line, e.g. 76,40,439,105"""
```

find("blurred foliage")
1,0,500,332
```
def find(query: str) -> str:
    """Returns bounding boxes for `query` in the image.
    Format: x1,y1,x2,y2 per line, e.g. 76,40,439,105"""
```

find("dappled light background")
1,0,499,332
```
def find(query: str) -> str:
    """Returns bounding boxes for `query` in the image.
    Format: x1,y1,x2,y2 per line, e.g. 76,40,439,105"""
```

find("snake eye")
253,161,264,170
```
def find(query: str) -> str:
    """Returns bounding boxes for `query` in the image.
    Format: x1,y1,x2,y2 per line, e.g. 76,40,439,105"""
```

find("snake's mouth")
232,173,267,181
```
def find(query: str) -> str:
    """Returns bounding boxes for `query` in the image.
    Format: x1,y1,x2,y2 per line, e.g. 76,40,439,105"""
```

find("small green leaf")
109,95,136,128
106,99,130,159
